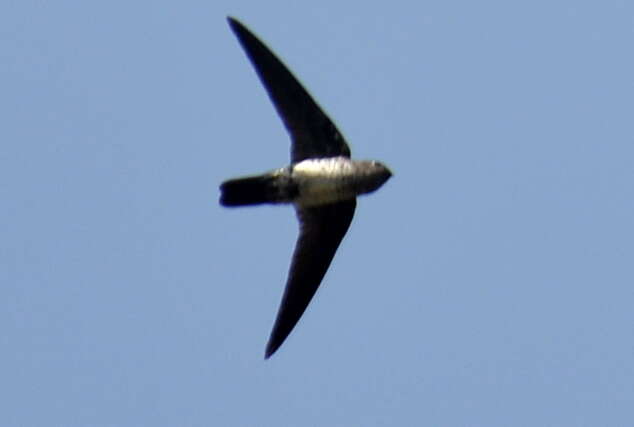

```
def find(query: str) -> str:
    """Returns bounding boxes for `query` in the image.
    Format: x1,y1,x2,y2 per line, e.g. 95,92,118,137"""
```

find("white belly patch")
291,157,358,206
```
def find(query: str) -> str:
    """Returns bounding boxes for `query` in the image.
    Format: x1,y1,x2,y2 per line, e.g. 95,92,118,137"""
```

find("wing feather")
265,200,356,358
227,17,351,162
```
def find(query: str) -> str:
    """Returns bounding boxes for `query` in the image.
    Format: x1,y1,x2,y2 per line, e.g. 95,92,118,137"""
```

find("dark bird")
221,17,392,358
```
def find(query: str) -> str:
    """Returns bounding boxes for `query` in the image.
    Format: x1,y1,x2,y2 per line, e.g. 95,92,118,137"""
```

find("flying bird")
221,17,392,358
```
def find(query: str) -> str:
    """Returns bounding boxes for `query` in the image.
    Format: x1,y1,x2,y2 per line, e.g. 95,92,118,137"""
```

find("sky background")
2,1,634,426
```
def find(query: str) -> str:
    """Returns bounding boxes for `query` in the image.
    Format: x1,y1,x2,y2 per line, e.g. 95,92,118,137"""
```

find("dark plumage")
220,173,298,207
221,17,391,358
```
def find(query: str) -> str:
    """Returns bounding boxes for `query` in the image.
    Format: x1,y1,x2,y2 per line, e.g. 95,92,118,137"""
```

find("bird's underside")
222,17,391,359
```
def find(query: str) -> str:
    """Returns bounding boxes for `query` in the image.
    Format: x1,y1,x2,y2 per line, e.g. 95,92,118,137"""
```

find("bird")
221,17,392,358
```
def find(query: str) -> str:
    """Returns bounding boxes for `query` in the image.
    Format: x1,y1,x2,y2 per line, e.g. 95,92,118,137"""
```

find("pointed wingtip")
227,16,251,42
226,16,241,31
264,341,279,360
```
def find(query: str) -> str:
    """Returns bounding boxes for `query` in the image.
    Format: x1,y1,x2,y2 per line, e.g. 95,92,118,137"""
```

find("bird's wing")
227,17,351,163
265,199,356,358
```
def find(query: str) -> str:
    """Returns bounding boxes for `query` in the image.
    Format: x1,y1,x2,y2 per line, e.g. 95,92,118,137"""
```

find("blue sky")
2,1,633,426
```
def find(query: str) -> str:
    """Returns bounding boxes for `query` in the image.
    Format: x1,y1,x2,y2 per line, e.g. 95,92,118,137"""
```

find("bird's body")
221,157,390,208
221,17,391,358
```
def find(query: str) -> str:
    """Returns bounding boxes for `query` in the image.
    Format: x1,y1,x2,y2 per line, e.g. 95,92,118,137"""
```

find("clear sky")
2,1,633,426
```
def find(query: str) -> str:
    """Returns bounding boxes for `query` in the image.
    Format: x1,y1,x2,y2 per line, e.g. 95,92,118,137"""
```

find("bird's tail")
220,174,290,207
